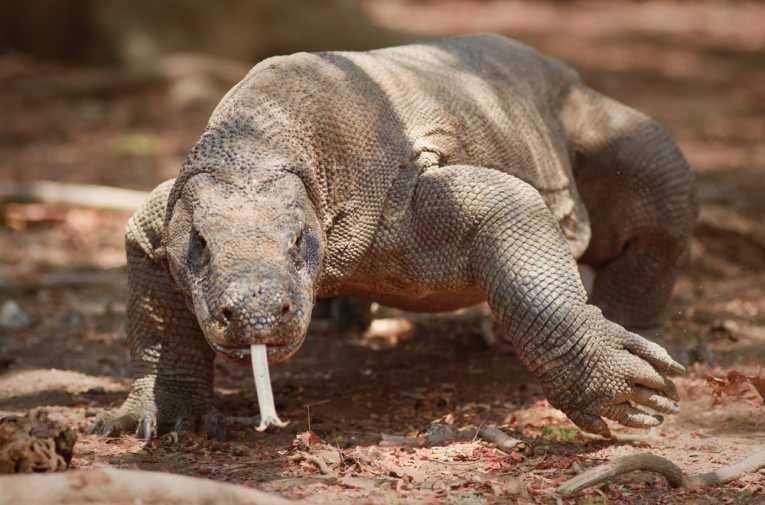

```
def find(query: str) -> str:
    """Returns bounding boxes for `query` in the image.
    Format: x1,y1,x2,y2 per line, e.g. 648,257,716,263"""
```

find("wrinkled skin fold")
91,34,695,440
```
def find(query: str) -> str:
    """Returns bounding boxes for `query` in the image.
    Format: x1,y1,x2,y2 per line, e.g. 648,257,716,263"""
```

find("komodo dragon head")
162,163,323,364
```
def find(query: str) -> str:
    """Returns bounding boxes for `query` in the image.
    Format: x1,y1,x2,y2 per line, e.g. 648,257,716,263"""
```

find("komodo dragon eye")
290,228,305,270
189,227,209,269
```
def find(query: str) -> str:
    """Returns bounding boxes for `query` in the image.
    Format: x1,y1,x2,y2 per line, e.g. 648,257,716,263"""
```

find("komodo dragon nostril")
219,307,233,325
280,303,291,316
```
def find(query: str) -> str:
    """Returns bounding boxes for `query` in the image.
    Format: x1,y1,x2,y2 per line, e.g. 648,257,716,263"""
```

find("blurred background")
0,2,764,500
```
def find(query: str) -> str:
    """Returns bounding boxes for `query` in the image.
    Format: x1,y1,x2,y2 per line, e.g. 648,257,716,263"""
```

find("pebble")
0,300,32,329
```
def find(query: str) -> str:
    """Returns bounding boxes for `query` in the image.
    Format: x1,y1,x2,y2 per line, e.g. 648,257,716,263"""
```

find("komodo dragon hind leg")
565,87,696,332
90,181,219,440
329,297,373,334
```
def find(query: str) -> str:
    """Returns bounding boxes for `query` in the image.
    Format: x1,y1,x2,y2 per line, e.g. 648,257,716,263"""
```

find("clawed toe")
88,416,115,436
89,409,157,439
136,413,158,441
168,411,225,441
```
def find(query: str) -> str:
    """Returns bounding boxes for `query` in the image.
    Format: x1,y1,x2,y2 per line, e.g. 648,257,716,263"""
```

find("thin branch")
0,270,126,292
0,181,148,211
556,449,765,496
689,448,765,488
380,424,522,453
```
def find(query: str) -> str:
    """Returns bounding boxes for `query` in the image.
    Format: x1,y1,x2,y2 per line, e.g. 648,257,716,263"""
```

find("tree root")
0,467,298,505
556,449,765,496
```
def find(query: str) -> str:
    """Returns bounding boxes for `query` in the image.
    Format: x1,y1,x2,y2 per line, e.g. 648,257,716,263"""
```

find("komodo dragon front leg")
404,166,685,436
90,181,219,440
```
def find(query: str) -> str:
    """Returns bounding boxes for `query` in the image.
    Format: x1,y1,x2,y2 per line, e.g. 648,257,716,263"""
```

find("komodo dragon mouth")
207,337,304,363
187,277,310,365
195,298,307,364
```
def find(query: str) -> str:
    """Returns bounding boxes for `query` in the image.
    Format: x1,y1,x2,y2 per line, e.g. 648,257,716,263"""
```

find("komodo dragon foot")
90,396,225,441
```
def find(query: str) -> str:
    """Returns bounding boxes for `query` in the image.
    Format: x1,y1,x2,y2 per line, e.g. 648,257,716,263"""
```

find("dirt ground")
1,1,764,504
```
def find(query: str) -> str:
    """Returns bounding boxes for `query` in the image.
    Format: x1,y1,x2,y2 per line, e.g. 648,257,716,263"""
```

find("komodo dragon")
92,34,696,440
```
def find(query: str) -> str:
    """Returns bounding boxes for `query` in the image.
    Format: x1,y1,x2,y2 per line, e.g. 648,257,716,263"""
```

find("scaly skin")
92,34,695,439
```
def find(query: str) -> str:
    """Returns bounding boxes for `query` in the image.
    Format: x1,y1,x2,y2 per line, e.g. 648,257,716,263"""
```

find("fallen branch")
556,449,765,496
380,423,523,454
0,270,126,292
0,467,298,505
0,181,148,211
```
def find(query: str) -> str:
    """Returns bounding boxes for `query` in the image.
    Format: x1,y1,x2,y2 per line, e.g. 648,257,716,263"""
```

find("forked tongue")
250,344,289,431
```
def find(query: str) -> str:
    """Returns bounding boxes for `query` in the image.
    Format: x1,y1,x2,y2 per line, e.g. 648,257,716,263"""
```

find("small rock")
0,301,31,330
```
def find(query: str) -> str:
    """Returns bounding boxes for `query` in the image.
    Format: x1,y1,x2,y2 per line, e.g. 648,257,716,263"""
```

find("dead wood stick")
0,181,148,211
688,448,765,488
556,449,765,496
0,467,298,505
0,270,127,292
380,424,522,453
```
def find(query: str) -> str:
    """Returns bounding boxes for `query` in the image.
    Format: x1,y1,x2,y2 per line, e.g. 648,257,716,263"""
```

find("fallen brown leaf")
293,430,322,449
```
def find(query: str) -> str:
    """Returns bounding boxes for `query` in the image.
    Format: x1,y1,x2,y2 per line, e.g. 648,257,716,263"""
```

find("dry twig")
0,181,148,211
380,423,522,453
556,449,765,496
0,270,126,292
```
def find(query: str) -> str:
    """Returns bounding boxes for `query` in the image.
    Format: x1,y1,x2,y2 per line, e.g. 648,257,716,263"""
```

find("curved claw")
630,386,679,414
623,331,686,376
88,416,115,436
566,410,611,438
597,403,663,429
136,412,158,441
90,411,148,438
